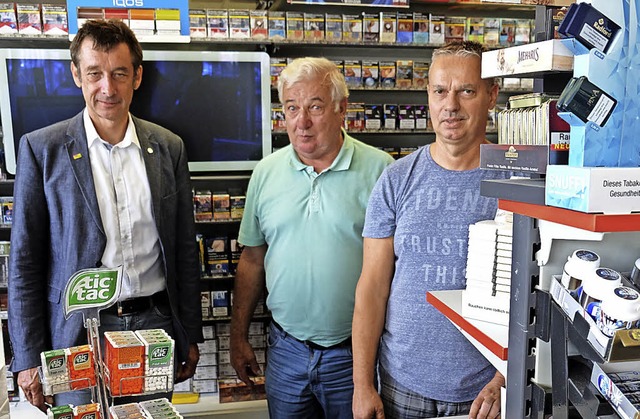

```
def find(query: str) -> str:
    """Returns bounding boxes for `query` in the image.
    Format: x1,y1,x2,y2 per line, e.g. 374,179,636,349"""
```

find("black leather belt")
272,321,351,350
103,290,170,317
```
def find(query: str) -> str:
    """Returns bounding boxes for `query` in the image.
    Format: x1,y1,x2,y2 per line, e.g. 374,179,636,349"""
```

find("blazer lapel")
65,112,105,235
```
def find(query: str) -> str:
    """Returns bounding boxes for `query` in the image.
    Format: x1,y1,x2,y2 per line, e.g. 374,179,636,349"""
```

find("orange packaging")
67,345,96,390
74,402,101,419
104,331,144,396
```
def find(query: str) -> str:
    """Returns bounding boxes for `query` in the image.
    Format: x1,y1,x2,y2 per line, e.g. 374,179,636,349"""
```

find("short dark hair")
431,40,496,88
70,19,143,72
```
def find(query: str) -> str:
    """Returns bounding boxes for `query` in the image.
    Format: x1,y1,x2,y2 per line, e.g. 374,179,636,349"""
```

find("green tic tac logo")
152,346,169,360
49,356,64,371
64,267,123,318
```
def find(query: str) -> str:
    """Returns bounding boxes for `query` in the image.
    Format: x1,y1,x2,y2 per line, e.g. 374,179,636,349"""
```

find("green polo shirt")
238,132,394,346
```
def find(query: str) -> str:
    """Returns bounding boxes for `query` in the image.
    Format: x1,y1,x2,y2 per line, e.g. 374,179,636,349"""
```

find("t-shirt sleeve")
363,168,397,239
237,169,266,247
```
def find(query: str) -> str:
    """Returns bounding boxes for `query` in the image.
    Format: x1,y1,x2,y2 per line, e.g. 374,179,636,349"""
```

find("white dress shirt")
83,109,165,300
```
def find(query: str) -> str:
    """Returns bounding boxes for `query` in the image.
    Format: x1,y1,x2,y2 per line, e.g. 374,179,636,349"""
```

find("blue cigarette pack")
558,2,620,53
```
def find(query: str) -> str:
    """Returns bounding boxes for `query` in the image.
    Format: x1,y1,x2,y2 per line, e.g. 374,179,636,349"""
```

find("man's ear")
133,65,143,90
70,62,82,88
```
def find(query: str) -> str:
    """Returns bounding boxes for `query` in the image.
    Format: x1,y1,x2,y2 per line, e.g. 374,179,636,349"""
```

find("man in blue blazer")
8,19,203,410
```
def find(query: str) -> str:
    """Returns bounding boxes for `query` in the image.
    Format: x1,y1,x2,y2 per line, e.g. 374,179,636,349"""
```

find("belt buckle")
117,302,124,316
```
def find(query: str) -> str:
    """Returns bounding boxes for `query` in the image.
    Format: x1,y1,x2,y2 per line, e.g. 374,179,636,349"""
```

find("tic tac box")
135,329,175,393
481,39,574,78
545,165,640,214
104,331,144,396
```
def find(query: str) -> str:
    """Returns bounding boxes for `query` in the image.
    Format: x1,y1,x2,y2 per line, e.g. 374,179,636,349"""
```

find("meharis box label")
546,165,640,214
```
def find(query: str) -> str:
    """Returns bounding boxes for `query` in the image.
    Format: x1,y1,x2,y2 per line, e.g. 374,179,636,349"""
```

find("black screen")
3,55,267,173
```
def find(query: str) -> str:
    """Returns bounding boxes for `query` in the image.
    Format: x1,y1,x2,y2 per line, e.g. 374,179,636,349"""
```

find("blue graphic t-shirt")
363,144,509,402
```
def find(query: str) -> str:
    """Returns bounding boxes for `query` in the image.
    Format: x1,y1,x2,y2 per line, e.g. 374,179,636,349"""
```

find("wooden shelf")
499,199,640,233
427,290,508,376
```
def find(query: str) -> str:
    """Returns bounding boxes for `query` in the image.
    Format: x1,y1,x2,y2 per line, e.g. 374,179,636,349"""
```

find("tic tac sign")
63,266,124,319
66,0,190,38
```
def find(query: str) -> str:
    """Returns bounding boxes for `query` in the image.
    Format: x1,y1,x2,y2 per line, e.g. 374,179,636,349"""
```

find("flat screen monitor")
0,49,272,175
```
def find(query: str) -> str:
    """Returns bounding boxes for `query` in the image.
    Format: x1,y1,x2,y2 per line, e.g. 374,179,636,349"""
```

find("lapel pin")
73,153,82,160
147,147,154,154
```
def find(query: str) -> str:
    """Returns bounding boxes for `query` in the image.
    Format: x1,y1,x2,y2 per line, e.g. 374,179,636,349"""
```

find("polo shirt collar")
289,129,355,173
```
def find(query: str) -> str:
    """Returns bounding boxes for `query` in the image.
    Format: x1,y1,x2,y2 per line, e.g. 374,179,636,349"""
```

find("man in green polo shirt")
230,57,394,418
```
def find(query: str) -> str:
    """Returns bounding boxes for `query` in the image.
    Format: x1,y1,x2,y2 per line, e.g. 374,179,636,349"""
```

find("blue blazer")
8,111,203,372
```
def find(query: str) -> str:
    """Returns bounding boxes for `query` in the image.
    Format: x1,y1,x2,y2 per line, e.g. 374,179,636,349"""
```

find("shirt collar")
289,129,355,173
84,109,140,150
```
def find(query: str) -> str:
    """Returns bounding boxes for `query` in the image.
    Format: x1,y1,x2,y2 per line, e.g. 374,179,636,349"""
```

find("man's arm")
230,244,267,386
469,371,504,419
352,237,395,419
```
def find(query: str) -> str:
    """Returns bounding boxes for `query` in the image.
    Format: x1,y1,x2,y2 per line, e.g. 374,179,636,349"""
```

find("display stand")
38,266,178,419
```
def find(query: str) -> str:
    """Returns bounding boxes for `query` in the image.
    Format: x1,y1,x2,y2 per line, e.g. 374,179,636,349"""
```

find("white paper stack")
462,211,513,325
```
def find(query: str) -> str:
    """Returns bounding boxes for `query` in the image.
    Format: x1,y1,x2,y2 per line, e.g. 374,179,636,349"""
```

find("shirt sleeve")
237,166,266,247
363,167,397,239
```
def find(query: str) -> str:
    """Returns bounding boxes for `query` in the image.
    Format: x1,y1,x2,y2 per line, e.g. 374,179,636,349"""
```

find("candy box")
67,345,96,390
104,331,144,396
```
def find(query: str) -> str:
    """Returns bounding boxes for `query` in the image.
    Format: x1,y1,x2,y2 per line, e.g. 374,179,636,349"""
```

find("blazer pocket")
48,285,62,304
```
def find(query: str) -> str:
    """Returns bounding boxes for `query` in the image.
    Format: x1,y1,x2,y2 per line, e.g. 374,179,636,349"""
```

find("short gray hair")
277,57,349,112
431,40,497,88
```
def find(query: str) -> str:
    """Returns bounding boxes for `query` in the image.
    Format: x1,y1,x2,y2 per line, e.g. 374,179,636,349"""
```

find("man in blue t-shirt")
352,41,507,419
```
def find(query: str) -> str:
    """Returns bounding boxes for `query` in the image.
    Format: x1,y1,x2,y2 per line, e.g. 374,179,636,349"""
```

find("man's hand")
469,372,504,419
353,385,385,419
230,337,261,386
176,344,200,383
18,367,52,412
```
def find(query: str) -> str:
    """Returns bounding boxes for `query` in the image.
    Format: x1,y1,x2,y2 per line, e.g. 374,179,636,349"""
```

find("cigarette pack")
41,4,67,36
0,3,17,34
286,12,304,41
16,3,41,35
396,12,413,43
212,193,231,221
344,60,362,89
379,61,396,89
365,104,383,131
383,104,398,130
399,105,416,130
412,61,429,89
155,8,181,34
193,190,213,222
444,16,465,44
229,10,250,39
129,9,155,37
207,236,230,277
396,60,413,89
345,103,365,132
230,196,246,220
515,19,531,45
380,12,396,43
415,105,428,130
413,12,429,44
500,18,516,46
325,13,342,42
429,14,445,45
250,10,268,40
362,60,379,89
484,18,500,47
212,290,230,317
271,103,286,133
342,14,362,42
467,17,484,43
304,13,324,42
363,12,379,43
189,9,207,38
207,9,229,39
268,11,286,40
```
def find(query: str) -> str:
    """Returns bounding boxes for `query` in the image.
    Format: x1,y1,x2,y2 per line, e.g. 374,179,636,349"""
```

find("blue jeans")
265,322,354,419
54,304,174,407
